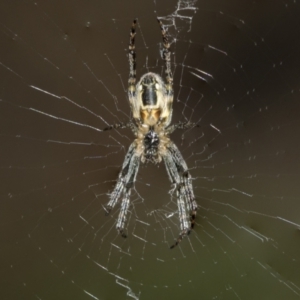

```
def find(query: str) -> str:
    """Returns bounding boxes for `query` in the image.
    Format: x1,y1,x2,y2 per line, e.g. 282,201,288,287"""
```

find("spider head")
143,129,160,163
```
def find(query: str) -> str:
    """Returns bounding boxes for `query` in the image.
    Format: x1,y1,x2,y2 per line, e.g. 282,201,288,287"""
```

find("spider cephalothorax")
105,19,197,248
143,129,160,163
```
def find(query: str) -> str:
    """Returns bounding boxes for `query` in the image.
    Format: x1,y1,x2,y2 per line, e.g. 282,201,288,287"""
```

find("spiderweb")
1,0,300,299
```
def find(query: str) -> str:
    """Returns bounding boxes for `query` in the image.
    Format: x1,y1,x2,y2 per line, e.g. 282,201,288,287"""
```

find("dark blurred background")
1,0,300,299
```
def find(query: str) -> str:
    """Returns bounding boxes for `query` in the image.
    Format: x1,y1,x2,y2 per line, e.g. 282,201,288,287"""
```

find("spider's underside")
104,19,198,249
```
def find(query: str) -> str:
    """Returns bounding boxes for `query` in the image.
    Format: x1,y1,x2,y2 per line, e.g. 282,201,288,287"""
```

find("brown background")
1,0,300,299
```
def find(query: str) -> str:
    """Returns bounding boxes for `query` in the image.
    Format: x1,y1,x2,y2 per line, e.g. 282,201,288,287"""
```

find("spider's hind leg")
157,18,173,94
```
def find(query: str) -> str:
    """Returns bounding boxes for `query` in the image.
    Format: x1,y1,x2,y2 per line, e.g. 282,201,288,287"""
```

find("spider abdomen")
141,75,158,106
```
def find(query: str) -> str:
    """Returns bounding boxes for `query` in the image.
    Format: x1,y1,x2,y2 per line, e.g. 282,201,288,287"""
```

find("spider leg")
157,18,173,97
128,19,137,103
163,150,190,248
106,143,140,237
170,144,197,230
116,189,131,238
163,141,197,249
103,122,129,131
103,121,138,135
180,170,197,229
166,121,199,135
169,188,190,249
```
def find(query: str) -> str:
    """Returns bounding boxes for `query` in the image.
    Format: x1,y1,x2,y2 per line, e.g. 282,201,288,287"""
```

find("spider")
104,19,198,249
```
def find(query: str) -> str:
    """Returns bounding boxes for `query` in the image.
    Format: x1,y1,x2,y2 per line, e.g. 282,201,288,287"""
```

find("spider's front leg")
163,141,198,249
169,187,191,249
105,143,140,238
